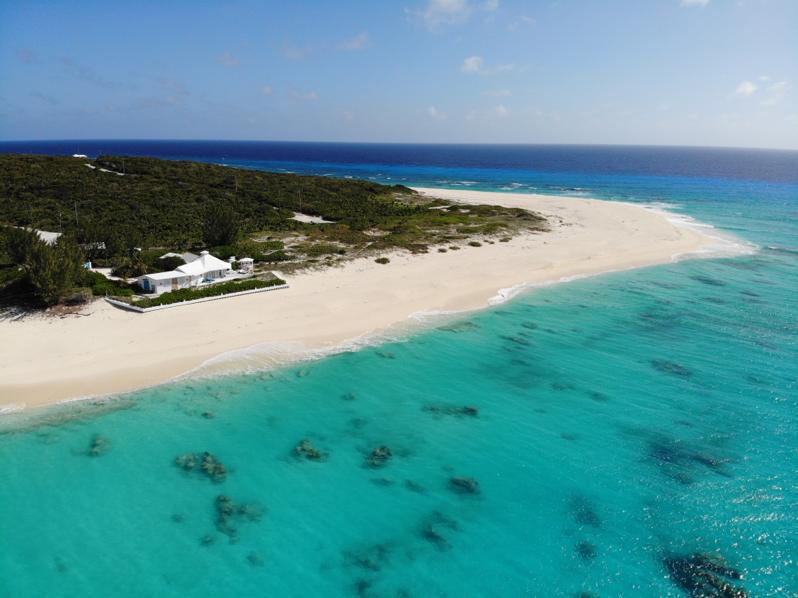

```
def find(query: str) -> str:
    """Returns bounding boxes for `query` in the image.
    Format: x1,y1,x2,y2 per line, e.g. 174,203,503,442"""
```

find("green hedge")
134,277,286,308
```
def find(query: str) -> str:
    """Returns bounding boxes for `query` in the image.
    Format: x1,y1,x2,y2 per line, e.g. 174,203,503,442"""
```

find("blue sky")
1,0,796,148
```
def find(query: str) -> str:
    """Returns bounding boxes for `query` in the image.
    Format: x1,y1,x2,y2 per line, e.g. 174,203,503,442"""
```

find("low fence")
105,284,289,313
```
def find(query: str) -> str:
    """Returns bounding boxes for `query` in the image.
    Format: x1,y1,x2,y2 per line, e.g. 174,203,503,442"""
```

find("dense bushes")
80,270,135,297
0,154,549,308
134,277,286,308
260,250,293,262
300,243,345,257
154,255,185,271
5,228,85,305
0,154,416,247
202,202,239,246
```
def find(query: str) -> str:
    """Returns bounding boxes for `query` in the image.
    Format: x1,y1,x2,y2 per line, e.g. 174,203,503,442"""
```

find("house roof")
176,251,231,276
142,270,187,281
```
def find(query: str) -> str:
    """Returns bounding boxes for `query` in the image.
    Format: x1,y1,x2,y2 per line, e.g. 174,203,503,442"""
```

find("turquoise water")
1,147,797,596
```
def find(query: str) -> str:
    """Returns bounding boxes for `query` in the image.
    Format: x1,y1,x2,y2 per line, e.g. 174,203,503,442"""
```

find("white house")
138,251,232,294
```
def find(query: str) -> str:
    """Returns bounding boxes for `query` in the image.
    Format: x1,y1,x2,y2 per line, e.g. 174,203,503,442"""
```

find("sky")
0,0,796,149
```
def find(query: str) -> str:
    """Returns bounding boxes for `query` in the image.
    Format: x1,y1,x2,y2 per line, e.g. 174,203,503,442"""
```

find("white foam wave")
640,202,757,260
183,321,423,383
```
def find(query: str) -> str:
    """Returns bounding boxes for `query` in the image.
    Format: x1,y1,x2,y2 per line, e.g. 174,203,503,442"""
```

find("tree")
22,237,85,305
6,227,39,265
202,202,239,247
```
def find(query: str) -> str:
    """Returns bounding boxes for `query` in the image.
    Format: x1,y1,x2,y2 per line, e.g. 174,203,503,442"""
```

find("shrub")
258,240,284,251
261,250,293,262
375,257,390,264
64,287,93,305
203,202,239,247
111,255,148,278
301,243,342,257
155,255,186,271
468,241,482,247
10,231,86,305
80,270,135,297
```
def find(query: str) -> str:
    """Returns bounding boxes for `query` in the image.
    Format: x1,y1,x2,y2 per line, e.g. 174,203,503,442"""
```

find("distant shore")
0,188,744,412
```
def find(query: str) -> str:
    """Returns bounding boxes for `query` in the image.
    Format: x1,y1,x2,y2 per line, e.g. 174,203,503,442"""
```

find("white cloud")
507,15,535,31
413,0,471,29
482,89,510,97
410,0,499,31
217,52,239,67
282,45,311,61
339,32,370,51
680,0,709,7
291,90,318,101
493,104,509,118
261,86,273,96
460,55,516,75
427,105,447,119
761,80,788,106
461,56,484,73
734,80,757,96
342,110,355,122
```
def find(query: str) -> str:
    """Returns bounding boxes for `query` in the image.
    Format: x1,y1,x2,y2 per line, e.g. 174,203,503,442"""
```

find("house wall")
141,268,230,295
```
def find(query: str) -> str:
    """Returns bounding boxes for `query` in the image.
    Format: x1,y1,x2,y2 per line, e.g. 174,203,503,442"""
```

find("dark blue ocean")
1,141,796,597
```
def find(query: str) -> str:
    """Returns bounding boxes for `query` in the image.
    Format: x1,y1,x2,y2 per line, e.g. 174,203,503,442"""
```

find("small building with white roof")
239,257,255,274
138,251,232,294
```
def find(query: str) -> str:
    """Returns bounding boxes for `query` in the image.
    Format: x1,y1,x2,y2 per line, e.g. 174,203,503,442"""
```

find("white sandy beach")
0,189,741,411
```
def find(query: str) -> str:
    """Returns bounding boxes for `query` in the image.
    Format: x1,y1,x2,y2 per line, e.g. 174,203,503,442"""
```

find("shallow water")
0,144,796,596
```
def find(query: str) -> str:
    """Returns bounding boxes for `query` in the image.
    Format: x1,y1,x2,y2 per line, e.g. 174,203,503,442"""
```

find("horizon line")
1,138,797,153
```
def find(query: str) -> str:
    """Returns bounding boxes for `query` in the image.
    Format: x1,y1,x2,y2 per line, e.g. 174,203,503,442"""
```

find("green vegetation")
81,270,136,297
203,203,239,247
299,243,345,257
0,154,418,247
0,154,549,310
375,257,390,264
4,228,84,305
133,278,286,309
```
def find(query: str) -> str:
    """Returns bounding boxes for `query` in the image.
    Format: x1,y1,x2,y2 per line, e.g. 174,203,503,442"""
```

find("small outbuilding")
239,257,255,274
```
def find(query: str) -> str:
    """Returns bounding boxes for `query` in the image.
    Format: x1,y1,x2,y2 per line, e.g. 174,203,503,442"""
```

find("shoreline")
0,188,750,413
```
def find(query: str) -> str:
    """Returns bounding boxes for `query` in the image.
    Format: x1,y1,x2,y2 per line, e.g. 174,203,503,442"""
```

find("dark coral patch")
575,541,597,561
570,495,601,529
651,359,693,378
664,553,747,597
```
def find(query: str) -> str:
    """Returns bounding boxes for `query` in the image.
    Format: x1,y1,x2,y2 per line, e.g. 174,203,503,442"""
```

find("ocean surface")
0,142,796,597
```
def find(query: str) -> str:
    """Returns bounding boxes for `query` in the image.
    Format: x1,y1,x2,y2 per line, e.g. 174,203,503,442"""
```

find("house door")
172,278,178,291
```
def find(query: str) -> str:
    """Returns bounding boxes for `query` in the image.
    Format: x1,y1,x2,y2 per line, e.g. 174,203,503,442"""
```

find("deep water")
0,142,796,597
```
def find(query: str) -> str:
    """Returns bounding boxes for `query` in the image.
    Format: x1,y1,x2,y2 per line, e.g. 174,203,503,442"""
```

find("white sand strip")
0,189,745,410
